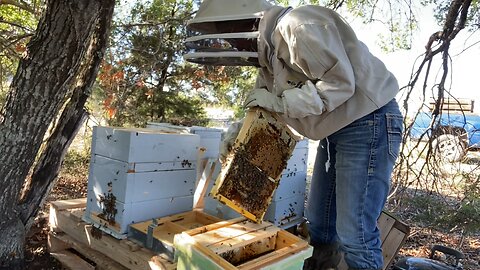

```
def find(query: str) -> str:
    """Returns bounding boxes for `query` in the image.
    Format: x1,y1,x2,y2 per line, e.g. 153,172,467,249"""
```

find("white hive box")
264,194,305,228
267,138,308,227
274,138,308,201
84,126,201,238
272,172,307,201
203,190,307,230
85,193,194,237
189,126,222,159
88,155,196,203
92,126,200,163
147,123,223,159
203,138,309,228
283,138,308,174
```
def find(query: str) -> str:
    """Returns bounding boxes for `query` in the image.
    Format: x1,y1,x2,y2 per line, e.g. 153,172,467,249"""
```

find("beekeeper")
184,0,403,269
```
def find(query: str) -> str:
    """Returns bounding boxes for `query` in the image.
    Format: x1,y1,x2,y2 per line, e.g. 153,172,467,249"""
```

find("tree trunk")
18,3,114,232
0,0,114,268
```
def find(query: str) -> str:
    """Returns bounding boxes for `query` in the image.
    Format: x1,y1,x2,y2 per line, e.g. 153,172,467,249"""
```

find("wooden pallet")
49,200,409,270
48,198,176,270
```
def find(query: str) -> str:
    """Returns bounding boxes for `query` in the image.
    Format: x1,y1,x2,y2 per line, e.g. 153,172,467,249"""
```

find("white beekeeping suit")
185,0,398,141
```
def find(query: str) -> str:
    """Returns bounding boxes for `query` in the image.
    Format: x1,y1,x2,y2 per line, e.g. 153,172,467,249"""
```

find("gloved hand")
244,88,284,113
274,81,326,118
219,120,243,163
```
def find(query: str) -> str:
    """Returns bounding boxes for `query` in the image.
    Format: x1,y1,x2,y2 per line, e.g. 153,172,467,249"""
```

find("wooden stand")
48,198,176,270
428,98,474,113
48,200,409,270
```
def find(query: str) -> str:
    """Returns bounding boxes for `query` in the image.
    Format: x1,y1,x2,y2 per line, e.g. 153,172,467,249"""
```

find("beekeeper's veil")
184,0,276,66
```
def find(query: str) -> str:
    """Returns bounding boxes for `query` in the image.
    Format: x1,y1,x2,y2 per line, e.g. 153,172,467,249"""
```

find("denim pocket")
386,113,403,160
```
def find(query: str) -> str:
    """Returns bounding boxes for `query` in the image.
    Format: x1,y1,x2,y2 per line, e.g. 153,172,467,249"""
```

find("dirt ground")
24,154,479,270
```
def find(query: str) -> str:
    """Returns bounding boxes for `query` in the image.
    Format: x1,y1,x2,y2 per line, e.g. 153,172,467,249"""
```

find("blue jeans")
305,99,403,270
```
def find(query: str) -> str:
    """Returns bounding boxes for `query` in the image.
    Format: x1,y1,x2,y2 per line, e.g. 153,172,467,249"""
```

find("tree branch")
393,0,475,200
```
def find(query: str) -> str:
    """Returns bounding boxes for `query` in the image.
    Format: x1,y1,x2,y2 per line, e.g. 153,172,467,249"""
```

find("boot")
303,243,342,270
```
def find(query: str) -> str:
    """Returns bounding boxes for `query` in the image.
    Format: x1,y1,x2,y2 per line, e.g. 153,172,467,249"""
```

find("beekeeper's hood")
184,0,276,66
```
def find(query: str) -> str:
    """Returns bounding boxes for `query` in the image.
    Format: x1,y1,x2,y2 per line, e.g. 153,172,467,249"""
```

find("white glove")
279,81,326,118
219,120,243,163
244,88,285,113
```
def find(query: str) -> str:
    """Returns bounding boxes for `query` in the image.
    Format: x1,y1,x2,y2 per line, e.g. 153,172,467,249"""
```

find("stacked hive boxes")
147,121,310,228
83,126,200,239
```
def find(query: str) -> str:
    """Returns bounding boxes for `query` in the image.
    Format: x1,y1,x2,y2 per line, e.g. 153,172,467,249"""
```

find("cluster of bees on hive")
97,181,118,225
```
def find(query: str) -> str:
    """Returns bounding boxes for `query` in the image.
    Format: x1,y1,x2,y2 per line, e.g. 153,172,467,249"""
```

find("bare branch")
392,0,476,205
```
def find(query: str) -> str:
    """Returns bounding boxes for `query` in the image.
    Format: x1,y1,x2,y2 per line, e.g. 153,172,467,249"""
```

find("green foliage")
0,83,7,106
233,104,247,119
0,3,38,65
334,0,418,51
377,20,416,52
96,0,211,127
63,148,91,176
447,174,480,233
93,0,258,127
279,1,418,51
0,5,37,28
0,1,43,106
283,0,478,52
207,66,258,107
445,196,480,234
406,195,448,225
63,149,90,168
192,65,257,121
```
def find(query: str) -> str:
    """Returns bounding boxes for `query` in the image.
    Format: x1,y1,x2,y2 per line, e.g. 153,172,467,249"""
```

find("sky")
344,5,480,114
